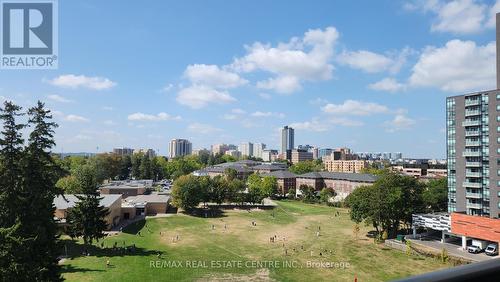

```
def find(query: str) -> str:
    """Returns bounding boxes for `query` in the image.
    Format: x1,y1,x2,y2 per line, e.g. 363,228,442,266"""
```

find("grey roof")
296,171,378,182
54,194,121,209
204,164,254,173
252,163,288,171
260,170,297,179
124,193,170,204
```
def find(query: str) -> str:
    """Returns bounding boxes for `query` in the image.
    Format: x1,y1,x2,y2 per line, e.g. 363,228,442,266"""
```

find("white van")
485,243,498,256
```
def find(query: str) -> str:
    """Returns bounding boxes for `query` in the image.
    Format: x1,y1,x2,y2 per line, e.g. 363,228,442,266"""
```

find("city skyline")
1,1,500,158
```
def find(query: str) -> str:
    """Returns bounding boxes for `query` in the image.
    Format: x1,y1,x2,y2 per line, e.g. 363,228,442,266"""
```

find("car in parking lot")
467,245,482,254
485,244,498,256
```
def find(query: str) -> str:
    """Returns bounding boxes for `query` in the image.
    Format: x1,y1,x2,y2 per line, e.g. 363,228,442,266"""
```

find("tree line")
171,169,278,211
345,171,447,240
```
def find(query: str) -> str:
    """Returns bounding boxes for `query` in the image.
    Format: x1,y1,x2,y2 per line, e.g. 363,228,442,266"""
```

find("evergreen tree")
119,155,132,180
0,101,28,281
19,101,62,280
67,165,109,246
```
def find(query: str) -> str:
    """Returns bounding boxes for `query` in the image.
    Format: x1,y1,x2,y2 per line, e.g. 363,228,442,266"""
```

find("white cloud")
290,118,329,132
231,26,339,93
322,100,390,116
409,40,495,92
102,106,113,111
290,116,363,132
184,64,247,89
337,50,394,73
48,74,116,90
369,78,406,93
256,76,301,94
103,120,116,126
487,0,500,27
223,114,238,120
176,85,236,109
187,123,223,134
47,94,73,103
384,114,416,132
309,97,329,105
64,114,89,122
251,111,285,118
407,0,498,34
231,108,246,114
127,112,181,121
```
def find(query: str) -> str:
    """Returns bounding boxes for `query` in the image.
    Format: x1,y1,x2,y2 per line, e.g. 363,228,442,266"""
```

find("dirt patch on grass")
196,268,274,282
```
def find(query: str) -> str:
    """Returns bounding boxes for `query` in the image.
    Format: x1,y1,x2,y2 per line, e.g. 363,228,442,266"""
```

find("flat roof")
124,193,170,204
297,171,378,182
54,194,122,209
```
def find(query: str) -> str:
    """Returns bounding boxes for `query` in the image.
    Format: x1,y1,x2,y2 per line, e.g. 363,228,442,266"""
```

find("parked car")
485,244,498,256
467,245,482,254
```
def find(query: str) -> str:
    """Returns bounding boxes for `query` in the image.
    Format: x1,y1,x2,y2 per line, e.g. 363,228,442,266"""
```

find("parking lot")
408,237,498,262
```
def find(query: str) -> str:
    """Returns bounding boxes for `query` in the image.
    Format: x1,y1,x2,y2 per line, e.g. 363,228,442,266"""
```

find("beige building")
100,180,153,198
121,194,171,219
54,194,122,230
291,149,313,164
324,159,367,173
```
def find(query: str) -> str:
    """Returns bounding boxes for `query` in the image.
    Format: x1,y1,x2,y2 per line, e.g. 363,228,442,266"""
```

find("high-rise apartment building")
446,91,500,217
169,139,192,158
239,142,254,157
113,147,134,156
253,143,266,159
281,126,294,154
133,148,157,158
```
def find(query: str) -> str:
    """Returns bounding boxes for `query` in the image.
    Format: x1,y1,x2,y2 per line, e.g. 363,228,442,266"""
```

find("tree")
19,102,62,280
319,187,336,204
299,184,317,203
171,175,202,211
139,154,152,179
286,188,296,199
423,178,447,212
345,171,425,239
56,175,80,193
0,102,31,280
261,176,278,199
119,155,132,180
247,174,264,204
131,153,142,179
289,160,322,174
67,165,109,246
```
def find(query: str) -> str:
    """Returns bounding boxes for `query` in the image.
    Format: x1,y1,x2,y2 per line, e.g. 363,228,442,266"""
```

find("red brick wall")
451,212,500,243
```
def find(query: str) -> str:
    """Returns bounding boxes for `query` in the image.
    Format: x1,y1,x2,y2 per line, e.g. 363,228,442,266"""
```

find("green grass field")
61,200,453,281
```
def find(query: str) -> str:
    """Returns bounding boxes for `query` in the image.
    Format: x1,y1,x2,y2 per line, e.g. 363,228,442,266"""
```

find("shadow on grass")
60,238,161,260
61,264,104,274
122,219,146,235
184,207,227,218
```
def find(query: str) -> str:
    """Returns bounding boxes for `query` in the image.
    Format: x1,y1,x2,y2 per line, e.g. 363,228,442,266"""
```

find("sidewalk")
408,239,499,262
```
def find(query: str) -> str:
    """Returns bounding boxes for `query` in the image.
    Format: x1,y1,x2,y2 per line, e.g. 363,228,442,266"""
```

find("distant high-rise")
113,147,134,156
281,126,294,154
239,142,254,157
253,143,266,159
169,139,192,158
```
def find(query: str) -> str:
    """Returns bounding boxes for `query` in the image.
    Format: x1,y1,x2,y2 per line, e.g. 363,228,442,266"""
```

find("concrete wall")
146,203,168,215
100,187,145,198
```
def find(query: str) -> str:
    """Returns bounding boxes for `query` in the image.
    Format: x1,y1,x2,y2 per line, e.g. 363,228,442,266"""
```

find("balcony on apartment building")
465,161,481,167
462,181,482,188
465,171,481,177
464,109,481,117
466,202,483,209
462,150,481,157
466,192,482,198
465,130,480,136
464,99,481,107
462,120,481,127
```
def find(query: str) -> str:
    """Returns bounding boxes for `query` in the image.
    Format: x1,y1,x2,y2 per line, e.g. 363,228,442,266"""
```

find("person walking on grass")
106,259,110,268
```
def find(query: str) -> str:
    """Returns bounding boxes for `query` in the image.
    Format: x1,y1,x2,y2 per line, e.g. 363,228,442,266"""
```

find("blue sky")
1,0,499,158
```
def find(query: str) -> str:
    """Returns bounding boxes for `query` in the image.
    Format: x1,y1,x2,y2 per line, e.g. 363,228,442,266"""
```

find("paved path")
408,239,499,262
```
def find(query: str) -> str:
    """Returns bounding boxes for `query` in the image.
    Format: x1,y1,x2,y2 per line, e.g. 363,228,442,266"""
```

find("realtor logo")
1,0,58,69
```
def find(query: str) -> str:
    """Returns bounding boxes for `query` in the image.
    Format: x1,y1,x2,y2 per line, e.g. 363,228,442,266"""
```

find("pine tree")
19,101,62,281
67,165,109,246
0,101,28,281
0,101,25,226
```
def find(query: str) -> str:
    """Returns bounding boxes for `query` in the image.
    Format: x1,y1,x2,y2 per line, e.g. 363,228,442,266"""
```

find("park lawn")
61,200,453,281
